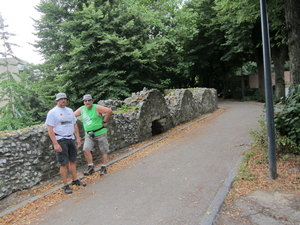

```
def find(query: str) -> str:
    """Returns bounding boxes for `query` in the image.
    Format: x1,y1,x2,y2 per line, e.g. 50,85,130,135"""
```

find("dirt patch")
214,147,300,225
215,190,300,225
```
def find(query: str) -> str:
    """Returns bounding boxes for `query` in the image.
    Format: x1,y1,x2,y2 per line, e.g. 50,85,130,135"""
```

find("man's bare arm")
74,108,81,117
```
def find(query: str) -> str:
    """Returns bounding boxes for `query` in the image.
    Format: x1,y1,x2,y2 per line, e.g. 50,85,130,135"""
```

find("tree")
0,14,42,130
213,0,288,100
284,0,300,86
33,0,198,109
266,0,288,101
184,0,250,97
137,0,198,88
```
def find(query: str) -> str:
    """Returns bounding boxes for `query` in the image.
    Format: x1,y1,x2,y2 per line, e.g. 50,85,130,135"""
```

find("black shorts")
56,139,77,165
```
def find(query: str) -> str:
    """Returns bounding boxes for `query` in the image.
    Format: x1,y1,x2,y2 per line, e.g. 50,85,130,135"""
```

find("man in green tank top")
74,94,112,176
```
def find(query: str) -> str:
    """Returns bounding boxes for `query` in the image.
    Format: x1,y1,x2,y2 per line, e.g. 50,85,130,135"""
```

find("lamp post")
260,0,278,179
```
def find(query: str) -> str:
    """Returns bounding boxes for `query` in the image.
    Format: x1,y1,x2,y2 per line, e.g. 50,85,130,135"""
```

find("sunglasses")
84,99,92,102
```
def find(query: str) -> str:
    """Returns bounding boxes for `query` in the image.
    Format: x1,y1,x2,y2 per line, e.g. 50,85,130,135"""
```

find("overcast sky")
0,0,43,64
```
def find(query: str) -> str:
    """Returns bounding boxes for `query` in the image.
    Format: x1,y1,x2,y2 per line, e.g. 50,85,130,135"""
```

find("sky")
0,0,43,64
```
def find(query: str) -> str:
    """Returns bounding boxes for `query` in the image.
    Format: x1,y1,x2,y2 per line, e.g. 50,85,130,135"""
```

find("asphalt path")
32,100,263,225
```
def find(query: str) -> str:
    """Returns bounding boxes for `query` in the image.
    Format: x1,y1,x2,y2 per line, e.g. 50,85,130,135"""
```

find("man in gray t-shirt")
45,93,87,194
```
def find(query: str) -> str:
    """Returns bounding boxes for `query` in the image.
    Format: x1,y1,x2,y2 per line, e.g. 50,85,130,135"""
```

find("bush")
250,114,300,156
227,87,265,102
242,88,265,102
274,84,300,154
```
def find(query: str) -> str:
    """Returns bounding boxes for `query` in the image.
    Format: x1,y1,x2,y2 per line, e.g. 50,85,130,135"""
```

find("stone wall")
0,88,217,200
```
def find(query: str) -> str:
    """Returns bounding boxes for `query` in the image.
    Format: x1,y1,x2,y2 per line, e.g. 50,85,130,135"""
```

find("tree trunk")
254,47,265,95
285,0,300,85
272,44,288,101
221,62,230,98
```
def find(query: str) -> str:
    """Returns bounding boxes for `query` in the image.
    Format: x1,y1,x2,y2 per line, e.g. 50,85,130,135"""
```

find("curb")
200,155,243,225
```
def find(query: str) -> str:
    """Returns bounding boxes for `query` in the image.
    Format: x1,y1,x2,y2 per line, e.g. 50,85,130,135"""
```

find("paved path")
33,101,263,225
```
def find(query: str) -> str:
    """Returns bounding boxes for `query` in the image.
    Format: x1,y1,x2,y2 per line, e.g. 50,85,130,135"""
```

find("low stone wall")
0,88,217,200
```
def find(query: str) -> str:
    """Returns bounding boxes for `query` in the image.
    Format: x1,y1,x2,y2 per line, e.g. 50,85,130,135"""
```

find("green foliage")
33,0,198,110
281,154,291,161
242,150,255,164
212,0,287,96
185,0,226,89
119,104,131,112
0,63,44,130
241,88,265,102
222,87,265,102
234,62,258,76
274,84,300,154
249,115,268,151
250,110,300,156
236,164,255,181
114,104,139,113
0,15,43,131
7,0,289,124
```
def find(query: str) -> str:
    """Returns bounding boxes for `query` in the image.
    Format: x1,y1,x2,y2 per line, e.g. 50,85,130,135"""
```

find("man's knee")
84,150,92,155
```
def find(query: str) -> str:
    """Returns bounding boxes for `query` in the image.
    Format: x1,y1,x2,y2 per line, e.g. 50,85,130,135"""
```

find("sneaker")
83,165,95,176
100,166,107,176
71,179,87,187
62,185,72,194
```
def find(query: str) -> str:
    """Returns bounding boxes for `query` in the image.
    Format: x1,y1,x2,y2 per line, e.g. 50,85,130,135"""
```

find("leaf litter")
215,146,300,224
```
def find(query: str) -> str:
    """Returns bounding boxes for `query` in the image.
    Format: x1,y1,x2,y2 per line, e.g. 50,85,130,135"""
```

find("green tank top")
81,104,107,136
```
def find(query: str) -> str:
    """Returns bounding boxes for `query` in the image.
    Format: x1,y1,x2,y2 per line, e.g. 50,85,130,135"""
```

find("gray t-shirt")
45,106,76,140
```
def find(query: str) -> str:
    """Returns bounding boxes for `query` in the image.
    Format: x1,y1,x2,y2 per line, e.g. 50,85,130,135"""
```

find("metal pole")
260,0,278,179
